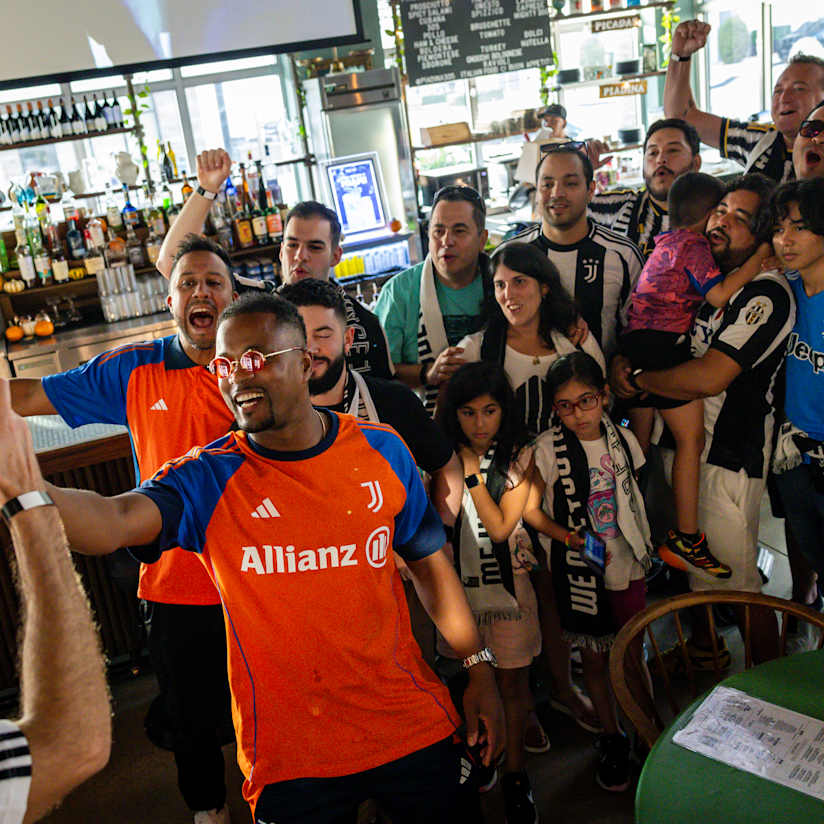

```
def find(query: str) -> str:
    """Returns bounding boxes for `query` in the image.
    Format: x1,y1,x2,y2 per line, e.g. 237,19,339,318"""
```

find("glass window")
180,55,276,78
406,79,473,168
771,1,824,89
705,2,764,120
0,83,62,104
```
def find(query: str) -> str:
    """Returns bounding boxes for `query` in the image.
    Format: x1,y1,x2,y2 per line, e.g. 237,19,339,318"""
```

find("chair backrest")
608,590,824,749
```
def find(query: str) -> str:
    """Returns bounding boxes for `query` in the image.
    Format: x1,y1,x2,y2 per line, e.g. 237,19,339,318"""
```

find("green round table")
636,649,824,823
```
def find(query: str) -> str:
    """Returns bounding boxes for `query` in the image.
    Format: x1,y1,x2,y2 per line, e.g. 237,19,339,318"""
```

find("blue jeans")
776,464,824,576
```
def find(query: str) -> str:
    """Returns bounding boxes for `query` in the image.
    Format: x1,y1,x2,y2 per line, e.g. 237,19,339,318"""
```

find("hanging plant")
539,52,559,106
387,0,406,81
659,11,681,68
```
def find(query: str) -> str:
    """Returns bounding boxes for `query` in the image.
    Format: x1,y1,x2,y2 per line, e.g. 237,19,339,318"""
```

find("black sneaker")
502,771,539,824
659,530,732,579
595,732,631,792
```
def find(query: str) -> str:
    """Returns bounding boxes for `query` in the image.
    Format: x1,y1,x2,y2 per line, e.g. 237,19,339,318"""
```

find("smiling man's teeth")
235,391,264,405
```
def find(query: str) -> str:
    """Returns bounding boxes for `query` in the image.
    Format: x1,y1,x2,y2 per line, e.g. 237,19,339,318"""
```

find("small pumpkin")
35,319,55,337
4,325,24,342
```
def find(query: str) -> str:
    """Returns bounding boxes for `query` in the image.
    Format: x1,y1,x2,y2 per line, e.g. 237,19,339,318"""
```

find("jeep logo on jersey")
365,526,391,568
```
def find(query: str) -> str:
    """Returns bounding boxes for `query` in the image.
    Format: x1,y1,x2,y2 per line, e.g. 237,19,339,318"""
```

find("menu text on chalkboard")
400,0,552,87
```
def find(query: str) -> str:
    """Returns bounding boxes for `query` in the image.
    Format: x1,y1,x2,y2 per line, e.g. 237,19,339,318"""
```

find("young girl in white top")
442,361,541,823
526,352,653,793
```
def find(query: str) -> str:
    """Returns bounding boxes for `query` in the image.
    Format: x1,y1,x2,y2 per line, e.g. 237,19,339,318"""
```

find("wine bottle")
167,142,178,178
93,95,107,132
65,217,86,260
0,111,8,146
59,98,71,135
84,96,96,133
25,102,40,140
101,95,114,129
46,99,62,139
70,97,86,135
16,104,30,141
111,93,124,128
5,106,20,143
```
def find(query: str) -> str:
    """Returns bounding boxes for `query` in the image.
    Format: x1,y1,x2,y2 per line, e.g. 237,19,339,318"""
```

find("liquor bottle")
25,102,40,140
65,217,86,260
101,94,113,129
0,234,8,272
15,227,36,289
84,96,96,133
234,164,254,249
82,228,104,275
125,224,146,267
145,227,163,265
121,183,140,229
166,142,178,178
160,181,173,213
93,95,107,132
105,228,127,266
25,206,51,286
46,99,62,139
104,183,123,230
158,141,173,183
49,227,69,283
146,187,166,237
251,200,268,246
70,97,86,135
16,104,30,141
223,176,238,220
33,184,50,233
60,185,79,223
265,190,283,239
4,106,19,143
180,171,193,202
35,101,49,139
0,111,9,146
111,93,124,128
86,213,106,250
59,98,71,135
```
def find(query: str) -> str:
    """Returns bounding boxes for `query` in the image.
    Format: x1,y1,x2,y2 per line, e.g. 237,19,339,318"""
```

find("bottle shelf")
556,0,674,24
0,126,135,153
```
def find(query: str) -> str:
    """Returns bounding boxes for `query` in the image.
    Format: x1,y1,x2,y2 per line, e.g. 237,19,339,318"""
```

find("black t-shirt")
339,290,394,379
328,373,453,474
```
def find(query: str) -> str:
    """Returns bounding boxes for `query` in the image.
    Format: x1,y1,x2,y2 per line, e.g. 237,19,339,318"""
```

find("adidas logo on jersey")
250,497,280,519
150,398,168,411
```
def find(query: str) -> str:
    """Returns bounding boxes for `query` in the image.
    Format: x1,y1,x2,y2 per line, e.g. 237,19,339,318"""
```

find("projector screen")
1,0,363,88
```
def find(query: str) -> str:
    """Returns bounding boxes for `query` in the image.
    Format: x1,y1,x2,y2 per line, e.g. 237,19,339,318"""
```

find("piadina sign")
592,14,641,33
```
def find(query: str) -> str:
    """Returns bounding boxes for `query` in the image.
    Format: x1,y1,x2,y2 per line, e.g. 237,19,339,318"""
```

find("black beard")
308,353,346,395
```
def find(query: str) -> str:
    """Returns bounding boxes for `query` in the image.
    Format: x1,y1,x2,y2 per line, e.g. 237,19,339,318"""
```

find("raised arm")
663,20,723,149
0,378,111,822
156,148,232,279
704,243,772,308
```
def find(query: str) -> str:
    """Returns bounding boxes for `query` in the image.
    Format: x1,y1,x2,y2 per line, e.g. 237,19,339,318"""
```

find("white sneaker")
194,807,229,824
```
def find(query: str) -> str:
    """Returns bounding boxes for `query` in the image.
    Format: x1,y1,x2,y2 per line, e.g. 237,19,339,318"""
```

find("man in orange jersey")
8,235,238,824
28,291,505,823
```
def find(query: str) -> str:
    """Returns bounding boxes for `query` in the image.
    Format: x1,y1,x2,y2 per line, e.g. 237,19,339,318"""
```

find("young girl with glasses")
440,361,541,823
525,351,653,793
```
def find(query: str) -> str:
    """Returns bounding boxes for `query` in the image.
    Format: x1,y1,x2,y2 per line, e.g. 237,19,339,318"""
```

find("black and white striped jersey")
498,221,644,359
588,188,668,260
0,719,31,823
719,118,795,184
659,271,794,480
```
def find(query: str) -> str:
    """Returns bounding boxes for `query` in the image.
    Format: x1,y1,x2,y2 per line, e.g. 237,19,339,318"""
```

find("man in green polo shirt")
375,185,489,413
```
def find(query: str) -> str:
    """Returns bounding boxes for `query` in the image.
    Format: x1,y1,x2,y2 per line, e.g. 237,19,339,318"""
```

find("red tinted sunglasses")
799,119,824,139
207,346,304,378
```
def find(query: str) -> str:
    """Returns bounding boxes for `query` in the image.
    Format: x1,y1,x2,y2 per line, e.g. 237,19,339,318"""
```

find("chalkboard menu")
400,0,552,87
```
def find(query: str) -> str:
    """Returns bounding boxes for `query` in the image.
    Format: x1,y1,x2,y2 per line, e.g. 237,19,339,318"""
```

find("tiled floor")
38,497,796,824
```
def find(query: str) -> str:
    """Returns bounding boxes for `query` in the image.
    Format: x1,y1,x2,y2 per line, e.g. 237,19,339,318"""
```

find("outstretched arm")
0,379,111,822
156,148,232,279
663,20,722,149
8,378,57,417
406,550,505,765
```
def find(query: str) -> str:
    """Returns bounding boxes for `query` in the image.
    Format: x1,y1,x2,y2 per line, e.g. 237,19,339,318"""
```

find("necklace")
533,354,542,365
315,408,327,441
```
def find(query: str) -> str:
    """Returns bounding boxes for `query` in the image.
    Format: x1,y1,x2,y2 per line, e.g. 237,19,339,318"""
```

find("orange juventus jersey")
42,335,235,604
136,413,458,807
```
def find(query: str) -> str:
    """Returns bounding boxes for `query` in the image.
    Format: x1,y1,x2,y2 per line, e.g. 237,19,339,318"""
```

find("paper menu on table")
673,686,824,801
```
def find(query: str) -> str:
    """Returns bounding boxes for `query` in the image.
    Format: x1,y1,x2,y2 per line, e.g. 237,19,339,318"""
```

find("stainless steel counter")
4,312,177,377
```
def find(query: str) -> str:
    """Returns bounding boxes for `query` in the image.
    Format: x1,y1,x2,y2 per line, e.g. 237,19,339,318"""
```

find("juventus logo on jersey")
581,259,599,284
361,481,384,513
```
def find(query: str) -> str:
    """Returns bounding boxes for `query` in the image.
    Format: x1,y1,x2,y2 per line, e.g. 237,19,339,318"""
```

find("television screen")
1,0,362,88
324,153,387,236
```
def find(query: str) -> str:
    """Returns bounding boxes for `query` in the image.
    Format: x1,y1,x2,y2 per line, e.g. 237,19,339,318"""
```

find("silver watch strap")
196,185,218,201
1,490,55,522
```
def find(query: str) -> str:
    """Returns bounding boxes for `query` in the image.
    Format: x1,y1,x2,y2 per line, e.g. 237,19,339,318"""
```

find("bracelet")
628,368,644,392
564,531,574,547
1,490,55,523
670,53,691,63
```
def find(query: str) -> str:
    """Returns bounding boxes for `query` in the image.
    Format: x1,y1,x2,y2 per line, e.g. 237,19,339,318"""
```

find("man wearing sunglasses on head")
500,143,644,361
375,185,489,415
7,234,238,824
24,290,505,824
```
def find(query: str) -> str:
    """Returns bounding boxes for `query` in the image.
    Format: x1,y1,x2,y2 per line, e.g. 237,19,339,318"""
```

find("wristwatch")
628,368,644,392
462,647,498,670
1,490,55,523
465,473,483,489
670,53,691,63
195,185,218,201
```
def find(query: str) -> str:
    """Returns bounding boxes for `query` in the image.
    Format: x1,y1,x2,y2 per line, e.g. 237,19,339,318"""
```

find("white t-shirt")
0,719,31,824
534,426,646,591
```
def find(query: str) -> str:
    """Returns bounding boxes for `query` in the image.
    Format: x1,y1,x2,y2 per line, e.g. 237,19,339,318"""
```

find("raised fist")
671,20,711,58
196,149,232,194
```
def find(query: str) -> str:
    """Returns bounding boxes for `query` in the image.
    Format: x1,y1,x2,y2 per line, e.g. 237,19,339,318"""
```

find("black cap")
537,103,566,120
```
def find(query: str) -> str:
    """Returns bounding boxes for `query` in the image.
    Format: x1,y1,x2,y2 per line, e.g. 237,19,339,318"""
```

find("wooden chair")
609,590,824,749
